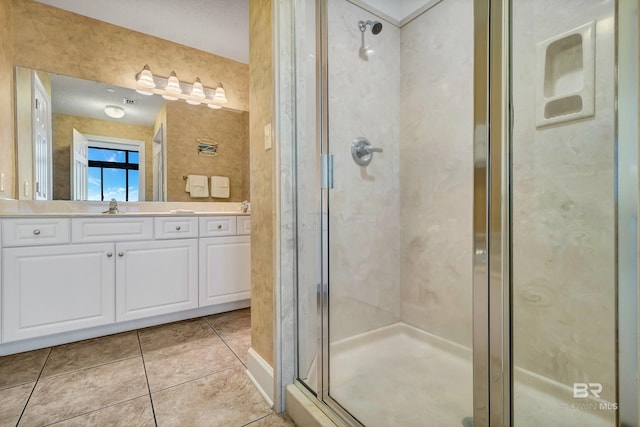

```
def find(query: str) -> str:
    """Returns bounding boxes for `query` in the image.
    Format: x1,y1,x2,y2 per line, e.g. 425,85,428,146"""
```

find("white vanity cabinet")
0,214,250,352
116,239,198,321
198,217,251,307
2,243,115,342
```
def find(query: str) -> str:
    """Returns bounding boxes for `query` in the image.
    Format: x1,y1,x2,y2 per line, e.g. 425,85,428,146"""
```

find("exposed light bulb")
186,99,202,105
207,103,222,109
162,94,178,101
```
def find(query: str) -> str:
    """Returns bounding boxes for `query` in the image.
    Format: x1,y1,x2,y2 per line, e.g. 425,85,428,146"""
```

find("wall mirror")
15,66,249,203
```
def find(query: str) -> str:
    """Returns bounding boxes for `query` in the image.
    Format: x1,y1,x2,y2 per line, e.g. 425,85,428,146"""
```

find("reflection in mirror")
15,67,249,203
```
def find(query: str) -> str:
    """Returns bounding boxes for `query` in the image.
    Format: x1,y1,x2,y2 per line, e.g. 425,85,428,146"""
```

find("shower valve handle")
351,137,382,166
363,145,383,154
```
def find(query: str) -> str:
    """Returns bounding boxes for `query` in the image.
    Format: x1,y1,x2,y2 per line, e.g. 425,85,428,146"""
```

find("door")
199,235,251,306
2,243,115,341
321,0,475,425
71,128,89,200
32,72,52,200
152,124,165,201
115,239,198,321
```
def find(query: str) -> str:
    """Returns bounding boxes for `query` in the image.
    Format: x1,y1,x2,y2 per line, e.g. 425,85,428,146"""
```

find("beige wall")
52,114,154,200
0,0,14,199
6,0,250,202
165,102,250,202
11,0,249,112
249,0,274,367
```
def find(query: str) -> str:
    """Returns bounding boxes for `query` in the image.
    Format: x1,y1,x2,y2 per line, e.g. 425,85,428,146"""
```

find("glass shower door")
322,0,475,425
510,0,626,425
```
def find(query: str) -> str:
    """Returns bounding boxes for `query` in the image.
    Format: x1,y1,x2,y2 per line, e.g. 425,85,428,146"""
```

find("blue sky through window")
87,147,139,201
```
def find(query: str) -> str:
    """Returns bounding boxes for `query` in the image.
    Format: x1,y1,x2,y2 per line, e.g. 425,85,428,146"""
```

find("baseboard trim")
247,347,274,408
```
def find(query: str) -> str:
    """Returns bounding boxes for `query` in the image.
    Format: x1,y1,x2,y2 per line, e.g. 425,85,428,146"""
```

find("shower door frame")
310,0,513,425
474,0,512,425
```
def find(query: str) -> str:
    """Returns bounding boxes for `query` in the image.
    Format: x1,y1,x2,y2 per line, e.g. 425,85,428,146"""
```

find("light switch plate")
264,123,272,151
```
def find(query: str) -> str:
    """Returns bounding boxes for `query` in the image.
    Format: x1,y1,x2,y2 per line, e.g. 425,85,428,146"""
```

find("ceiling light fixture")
134,65,228,110
104,105,126,119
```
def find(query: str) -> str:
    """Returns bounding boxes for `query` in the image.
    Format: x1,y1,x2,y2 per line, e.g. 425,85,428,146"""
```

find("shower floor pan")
327,323,613,427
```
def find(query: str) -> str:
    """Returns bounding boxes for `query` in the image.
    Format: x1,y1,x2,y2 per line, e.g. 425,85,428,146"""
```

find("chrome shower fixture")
358,20,383,35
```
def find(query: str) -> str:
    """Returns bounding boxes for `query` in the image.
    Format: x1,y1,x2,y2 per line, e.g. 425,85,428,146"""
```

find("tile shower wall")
399,0,474,348
328,0,402,342
511,0,616,403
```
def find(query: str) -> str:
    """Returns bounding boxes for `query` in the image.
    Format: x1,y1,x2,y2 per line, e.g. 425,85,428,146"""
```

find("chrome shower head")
358,20,383,35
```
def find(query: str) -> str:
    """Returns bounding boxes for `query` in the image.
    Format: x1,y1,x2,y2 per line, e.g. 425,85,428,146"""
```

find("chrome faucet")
241,200,250,213
103,198,120,214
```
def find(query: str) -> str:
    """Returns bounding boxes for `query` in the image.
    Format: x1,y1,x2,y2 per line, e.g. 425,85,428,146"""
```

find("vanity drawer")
154,217,199,239
2,218,71,247
199,216,236,237
236,216,251,235
72,217,154,243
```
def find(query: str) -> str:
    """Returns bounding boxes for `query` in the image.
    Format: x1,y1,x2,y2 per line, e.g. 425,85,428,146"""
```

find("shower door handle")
351,137,383,166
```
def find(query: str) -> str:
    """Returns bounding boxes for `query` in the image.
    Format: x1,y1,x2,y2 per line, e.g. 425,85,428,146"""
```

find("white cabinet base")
116,239,198,322
199,235,251,306
0,299,249,356
3,243,115,342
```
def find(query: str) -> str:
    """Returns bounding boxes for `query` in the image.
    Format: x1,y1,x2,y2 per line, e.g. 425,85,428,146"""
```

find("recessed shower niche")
536,21,595,127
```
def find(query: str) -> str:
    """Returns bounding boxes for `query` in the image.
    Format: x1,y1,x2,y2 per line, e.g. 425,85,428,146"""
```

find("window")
87,147,140,201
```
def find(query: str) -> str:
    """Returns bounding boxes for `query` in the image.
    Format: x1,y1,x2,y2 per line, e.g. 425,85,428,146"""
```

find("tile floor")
0,308,295,427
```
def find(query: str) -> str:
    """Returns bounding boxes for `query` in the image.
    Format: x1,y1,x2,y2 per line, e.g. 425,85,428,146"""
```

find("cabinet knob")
33,229,41,235
107,252,113,257
176,225,181,231
118,252,124,257
217,224,222,230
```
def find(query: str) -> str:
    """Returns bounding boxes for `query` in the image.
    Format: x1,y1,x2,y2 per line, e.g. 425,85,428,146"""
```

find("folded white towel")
210,176,230,198
186,175,209,198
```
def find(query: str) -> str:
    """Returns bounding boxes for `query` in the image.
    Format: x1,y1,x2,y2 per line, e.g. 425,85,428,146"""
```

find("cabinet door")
199,235,251,306
116,239,198,321
2,243,115,342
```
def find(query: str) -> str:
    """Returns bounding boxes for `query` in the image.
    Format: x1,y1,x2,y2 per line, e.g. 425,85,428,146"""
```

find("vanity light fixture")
134,65,229,109
212,83,228,104
104,105,126,119
186,77,206,105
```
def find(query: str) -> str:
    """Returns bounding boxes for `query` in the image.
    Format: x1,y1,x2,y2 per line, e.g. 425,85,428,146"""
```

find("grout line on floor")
150,364,241,395
37,354,142,381
203,316,248,367
240,412,273,426
40,393,150,427
15,347,52,426
137,330,158,427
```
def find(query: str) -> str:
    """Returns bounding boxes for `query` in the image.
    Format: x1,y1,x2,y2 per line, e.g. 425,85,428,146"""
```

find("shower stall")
280,0,639,425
